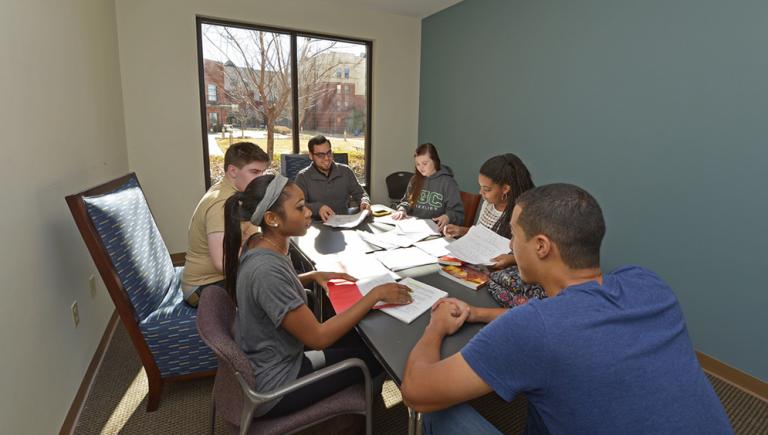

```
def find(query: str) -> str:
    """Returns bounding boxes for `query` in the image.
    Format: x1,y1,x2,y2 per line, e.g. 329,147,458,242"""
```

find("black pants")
261,330,382,418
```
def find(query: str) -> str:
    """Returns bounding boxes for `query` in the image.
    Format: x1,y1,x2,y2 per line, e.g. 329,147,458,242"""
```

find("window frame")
195,16,373,191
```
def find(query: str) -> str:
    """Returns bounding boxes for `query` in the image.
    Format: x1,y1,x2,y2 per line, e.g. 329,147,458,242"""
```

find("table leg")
415,410,423,435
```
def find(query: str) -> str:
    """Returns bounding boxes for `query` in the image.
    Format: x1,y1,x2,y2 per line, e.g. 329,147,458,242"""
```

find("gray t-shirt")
235,248,307,416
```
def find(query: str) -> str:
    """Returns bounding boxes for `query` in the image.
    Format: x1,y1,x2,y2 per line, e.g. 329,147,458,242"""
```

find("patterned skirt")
485,265,547,308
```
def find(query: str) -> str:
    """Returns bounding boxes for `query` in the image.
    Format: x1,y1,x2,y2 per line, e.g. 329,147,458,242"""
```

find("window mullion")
290,33,300,154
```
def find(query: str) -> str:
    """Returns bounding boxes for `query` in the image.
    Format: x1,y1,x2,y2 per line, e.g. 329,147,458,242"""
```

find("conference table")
291,218,499,434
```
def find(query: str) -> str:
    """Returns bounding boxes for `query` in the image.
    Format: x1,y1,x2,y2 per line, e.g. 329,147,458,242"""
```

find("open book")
327,276,447,324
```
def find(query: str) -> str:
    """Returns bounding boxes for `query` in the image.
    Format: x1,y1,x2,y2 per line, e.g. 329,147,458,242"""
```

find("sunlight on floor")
99,369,147,434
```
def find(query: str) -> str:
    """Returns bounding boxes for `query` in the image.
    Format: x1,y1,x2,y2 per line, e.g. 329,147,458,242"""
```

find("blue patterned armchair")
66,173,217,411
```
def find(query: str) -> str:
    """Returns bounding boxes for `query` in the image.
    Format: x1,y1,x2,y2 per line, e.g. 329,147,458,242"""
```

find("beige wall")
0,0,128,433
116,0,422,251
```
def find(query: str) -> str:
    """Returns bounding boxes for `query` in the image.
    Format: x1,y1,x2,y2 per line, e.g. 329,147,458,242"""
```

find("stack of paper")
377,278,447,324
374,247,437,271
446,225,511,265
323,210,370,228
357,230,415,250
413,237,451,257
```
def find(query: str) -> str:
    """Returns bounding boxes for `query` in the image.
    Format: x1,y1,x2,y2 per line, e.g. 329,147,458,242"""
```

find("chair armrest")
236,357,371,404
170,252,186,267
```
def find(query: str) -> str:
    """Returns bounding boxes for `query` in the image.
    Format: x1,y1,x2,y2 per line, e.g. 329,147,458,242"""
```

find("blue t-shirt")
462,266,732,434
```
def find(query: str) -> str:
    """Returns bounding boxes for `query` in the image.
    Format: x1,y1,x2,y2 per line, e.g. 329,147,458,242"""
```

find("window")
197,18,371,188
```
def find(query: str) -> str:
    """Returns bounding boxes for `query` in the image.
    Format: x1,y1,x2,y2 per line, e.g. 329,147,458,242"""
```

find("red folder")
326,280,396,314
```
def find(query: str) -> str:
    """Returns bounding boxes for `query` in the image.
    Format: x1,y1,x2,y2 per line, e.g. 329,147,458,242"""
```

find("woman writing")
223,174,412,418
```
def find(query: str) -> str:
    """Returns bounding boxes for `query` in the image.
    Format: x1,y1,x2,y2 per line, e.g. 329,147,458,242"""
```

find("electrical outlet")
71,301,80,327
89,275,97,298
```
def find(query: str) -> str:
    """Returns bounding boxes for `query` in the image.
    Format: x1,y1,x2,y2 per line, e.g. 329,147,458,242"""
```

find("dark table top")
293,220,498,384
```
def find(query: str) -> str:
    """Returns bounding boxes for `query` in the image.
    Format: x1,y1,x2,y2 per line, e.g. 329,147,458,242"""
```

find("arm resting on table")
401,328,492,413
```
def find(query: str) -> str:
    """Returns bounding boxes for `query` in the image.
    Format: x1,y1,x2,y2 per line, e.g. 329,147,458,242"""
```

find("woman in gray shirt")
223,173,412,418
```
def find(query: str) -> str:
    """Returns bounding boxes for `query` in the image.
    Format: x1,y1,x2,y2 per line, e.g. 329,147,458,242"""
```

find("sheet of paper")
446,225,511,265
315,253,400,280
374,213,408,226
378,277,447,324
323,210,370,228
395,218,440,235
374,247,437,271
414,237,451,257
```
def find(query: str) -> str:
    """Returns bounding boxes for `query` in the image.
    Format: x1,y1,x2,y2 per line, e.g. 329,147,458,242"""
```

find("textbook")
437,255,463,266
438,264,489,290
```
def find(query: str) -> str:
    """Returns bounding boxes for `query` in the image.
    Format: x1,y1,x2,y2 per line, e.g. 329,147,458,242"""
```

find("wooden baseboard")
59,310,120,435
696,351,767,402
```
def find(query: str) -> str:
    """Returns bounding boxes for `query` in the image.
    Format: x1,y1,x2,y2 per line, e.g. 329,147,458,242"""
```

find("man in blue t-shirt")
401,183,732,434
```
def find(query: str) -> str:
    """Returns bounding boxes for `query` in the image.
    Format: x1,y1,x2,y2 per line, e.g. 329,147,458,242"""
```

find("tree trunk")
266,121,275,162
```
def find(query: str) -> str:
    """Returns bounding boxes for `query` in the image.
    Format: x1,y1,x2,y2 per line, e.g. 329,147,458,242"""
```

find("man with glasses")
295,135,370,222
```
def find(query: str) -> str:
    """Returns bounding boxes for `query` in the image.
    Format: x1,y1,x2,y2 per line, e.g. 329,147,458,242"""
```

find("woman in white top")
443,153,534,269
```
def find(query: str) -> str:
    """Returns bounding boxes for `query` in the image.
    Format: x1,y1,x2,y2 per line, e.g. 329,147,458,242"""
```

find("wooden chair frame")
66,173,214,411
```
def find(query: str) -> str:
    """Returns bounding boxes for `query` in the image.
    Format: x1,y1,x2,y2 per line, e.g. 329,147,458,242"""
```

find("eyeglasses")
313,150,334,160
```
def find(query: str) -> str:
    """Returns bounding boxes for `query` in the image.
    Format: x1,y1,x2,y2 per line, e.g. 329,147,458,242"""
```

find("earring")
272,223,279,227
502,192,508,202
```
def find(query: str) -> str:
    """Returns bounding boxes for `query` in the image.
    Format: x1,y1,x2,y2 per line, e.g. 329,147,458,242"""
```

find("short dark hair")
224,142,269,171
515,183,605,269
308,135,331,154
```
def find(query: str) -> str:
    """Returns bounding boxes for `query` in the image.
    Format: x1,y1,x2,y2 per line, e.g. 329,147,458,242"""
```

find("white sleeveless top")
476,200,504,230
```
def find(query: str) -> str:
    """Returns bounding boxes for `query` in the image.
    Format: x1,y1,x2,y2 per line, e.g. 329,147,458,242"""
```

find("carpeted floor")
73,323,767,434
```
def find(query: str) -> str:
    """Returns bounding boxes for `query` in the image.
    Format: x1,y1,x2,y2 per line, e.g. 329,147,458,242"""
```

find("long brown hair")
408,143,442,207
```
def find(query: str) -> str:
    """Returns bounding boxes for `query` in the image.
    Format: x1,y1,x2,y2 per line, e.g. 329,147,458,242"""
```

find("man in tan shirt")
182,142,269,306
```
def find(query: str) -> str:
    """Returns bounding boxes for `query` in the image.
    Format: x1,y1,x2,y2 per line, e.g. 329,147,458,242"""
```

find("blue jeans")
422,404,502,435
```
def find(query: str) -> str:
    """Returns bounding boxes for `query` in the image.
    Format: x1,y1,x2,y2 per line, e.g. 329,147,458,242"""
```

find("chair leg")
146,373,164,412
239,400,256,435
210,399,216,435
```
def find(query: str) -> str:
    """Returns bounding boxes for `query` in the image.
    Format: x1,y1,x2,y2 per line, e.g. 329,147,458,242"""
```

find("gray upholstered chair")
196,286,372,435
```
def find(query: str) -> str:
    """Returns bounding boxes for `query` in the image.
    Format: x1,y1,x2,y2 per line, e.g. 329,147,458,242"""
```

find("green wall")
420,0,767,379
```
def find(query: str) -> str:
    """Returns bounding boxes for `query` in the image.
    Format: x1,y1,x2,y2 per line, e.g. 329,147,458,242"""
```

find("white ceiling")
320,0,463,18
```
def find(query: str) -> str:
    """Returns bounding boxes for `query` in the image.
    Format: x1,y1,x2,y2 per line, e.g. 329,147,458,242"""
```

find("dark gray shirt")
235,248,307,416
397,166,464,224
294,162,370,217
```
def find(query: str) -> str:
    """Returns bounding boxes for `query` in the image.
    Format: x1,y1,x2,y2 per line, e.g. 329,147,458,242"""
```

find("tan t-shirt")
182,177,238,295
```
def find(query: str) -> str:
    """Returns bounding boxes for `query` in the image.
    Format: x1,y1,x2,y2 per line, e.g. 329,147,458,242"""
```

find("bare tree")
203,25,361,160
